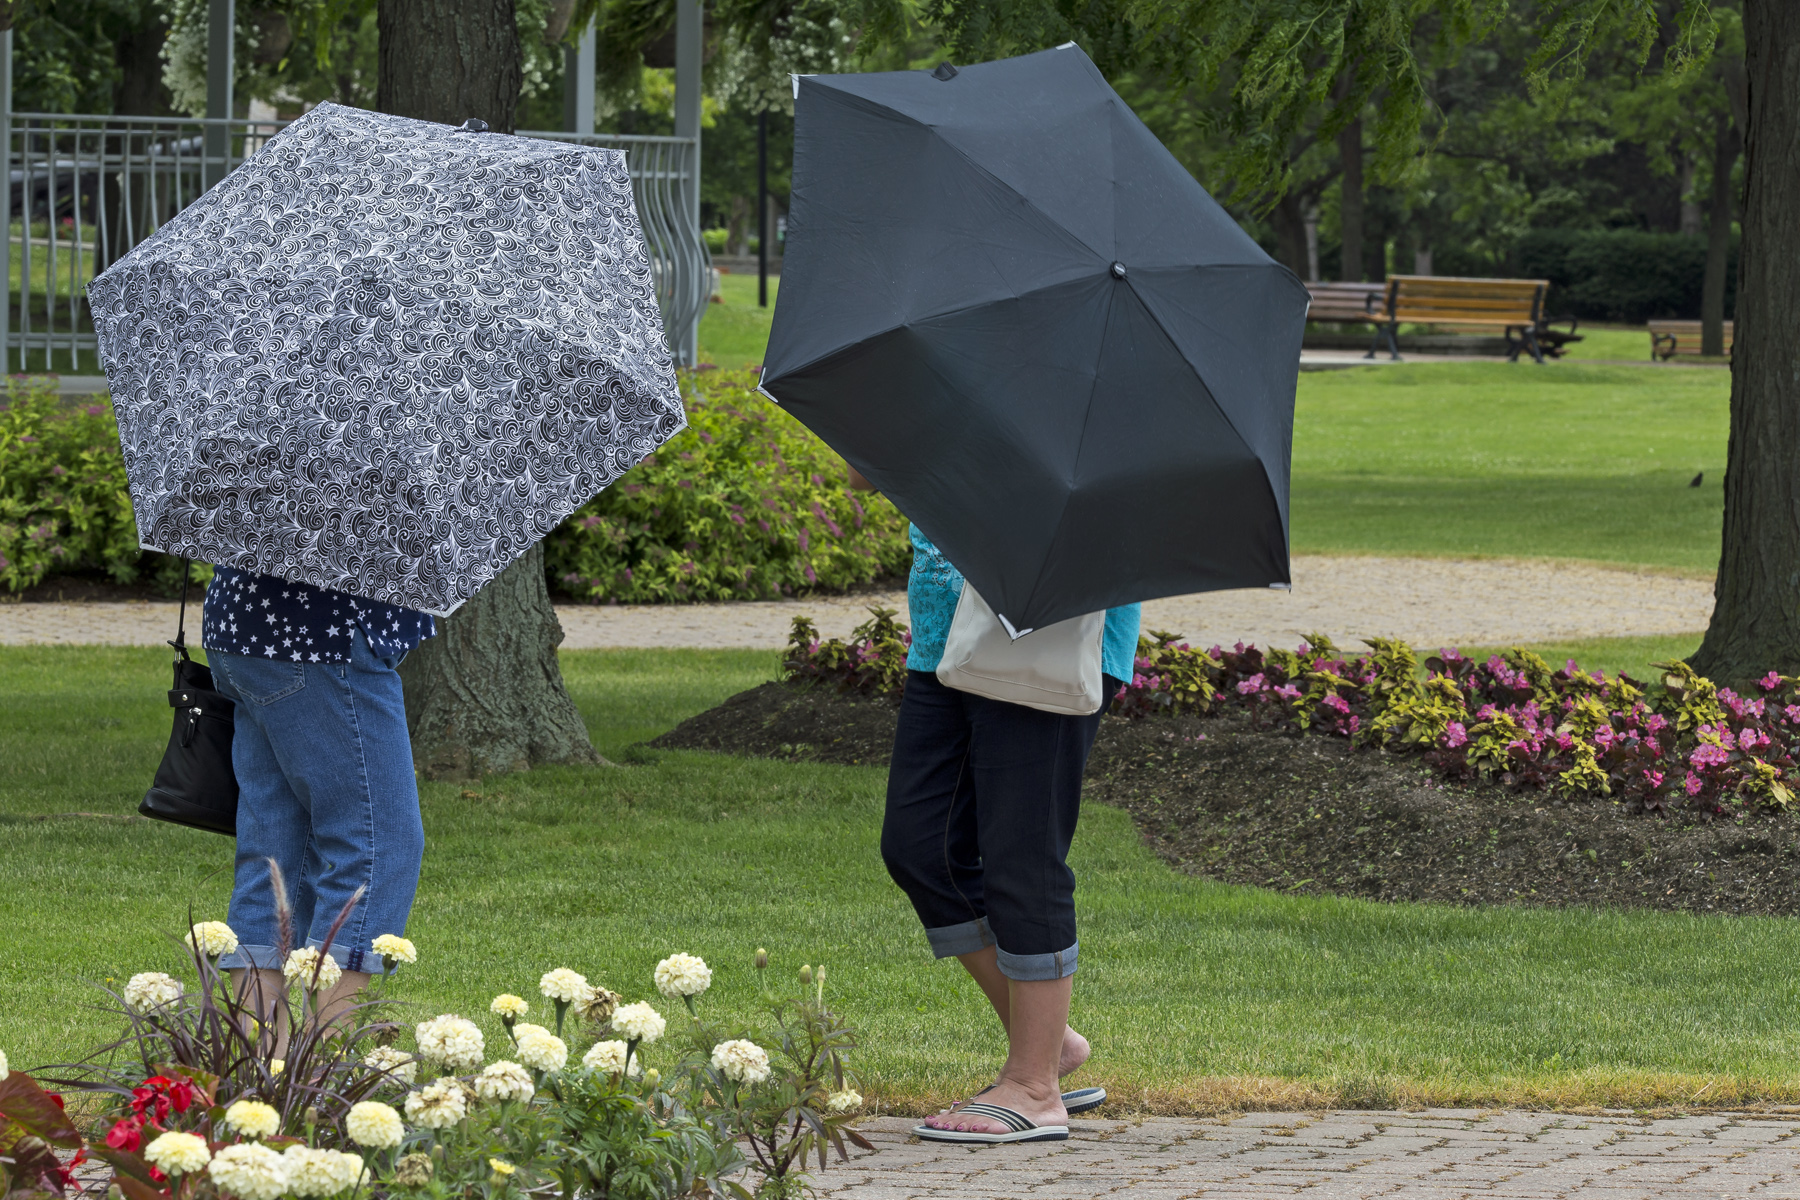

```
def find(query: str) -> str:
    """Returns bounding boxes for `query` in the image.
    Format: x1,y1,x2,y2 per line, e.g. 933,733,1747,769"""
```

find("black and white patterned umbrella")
88,102,684,615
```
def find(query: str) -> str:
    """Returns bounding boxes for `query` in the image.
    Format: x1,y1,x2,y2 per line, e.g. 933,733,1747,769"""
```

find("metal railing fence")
1,114,708,373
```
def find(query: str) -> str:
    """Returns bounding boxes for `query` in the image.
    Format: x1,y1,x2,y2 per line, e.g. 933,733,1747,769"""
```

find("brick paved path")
813,1111,1800,1199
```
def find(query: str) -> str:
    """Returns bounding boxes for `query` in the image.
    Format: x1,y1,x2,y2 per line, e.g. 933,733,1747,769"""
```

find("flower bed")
784,616,1797,819
4,906,867,1200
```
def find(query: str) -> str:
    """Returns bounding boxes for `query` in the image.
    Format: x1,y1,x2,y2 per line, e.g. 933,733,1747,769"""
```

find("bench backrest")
1648,319,1734,356
1305,281,1385,322
1386,275,1546,326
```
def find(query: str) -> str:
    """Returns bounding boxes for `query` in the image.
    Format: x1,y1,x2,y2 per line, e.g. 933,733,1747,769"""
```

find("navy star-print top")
201,566,437,664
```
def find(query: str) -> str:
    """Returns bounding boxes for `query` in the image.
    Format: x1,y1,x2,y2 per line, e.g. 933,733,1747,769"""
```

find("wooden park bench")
1303,281,1386,324
1648,319,1733,360
1362,275,1581,363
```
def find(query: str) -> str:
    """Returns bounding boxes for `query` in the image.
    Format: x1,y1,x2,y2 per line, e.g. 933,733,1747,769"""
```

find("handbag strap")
169,558,191,663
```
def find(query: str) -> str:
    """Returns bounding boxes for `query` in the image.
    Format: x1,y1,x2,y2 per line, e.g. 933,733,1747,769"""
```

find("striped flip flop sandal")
914,1102,1070,1145
1062,1086,1107,1115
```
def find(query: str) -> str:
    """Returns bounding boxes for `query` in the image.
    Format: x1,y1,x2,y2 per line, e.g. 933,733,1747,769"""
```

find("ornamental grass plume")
207,1142,291,1200
282,947,342,992
362,1045,417,1087
654,952,712,1003
123,972,183,1013
514,1029,568,1074
610,1002,666,1045
404,1078,467,1129
474,1060,535,1104
345,1100,405,1149
144,1131,211,1175
710,1039,771,1085
224,1099,281,1139
581,1040,638,1077
415,1014,484,1071
371,934,417,967
184,921,238,959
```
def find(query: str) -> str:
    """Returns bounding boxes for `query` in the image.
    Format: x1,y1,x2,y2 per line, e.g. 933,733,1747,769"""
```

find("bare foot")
1058,1026,1090,1078
923,1076,1067,1134
942,1027,1090,1113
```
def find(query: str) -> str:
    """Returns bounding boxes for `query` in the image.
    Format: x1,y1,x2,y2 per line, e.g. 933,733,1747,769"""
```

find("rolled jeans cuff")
217,938,394,977
924,917,996,958
996,940,1078,982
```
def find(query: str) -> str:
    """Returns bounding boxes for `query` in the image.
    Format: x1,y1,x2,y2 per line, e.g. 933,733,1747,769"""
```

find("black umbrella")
760,46,1308,634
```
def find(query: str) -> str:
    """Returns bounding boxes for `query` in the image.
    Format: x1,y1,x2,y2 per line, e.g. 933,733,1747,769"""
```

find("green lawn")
5,643,1797,1114
697,272,779,369
1291,362,1727,573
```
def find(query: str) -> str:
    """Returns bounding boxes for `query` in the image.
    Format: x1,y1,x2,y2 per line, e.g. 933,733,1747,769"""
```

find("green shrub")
0,379,143,592
1515,228,1738,324
545,368,913,603
703,227,730,253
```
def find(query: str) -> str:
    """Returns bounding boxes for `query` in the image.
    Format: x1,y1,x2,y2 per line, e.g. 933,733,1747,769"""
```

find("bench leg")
1524,329,1546,364
1364,323,1400,361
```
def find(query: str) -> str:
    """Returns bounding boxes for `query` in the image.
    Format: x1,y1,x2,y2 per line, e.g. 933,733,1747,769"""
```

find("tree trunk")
400,545,601,778
378,0,523,133
1688,0,1800,687
1338,117,1364,282
1701,112,1740,358
97,15,169,276
378,0,603,778
1271,189,1308,279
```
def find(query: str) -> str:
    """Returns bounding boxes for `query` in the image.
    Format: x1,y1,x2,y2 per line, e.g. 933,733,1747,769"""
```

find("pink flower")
1684,773,1704,796
1689,743,1730,768
1321,694,1351,715
803,564,817,584
85,404,103,416
1236,673,1267,695
1441,722,1468,749
1761,671,1783,692
1274,684,1302,701
1643,769,1664,789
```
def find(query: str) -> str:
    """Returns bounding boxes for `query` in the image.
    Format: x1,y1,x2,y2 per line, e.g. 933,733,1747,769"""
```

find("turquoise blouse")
904,525,1142,681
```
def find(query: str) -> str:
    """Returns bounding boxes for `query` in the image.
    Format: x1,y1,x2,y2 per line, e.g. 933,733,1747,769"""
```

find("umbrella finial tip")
931,62,959,81
1110,261,1127,279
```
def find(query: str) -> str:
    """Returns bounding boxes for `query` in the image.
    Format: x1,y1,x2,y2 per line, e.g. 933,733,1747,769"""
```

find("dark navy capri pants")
880,670,1120,982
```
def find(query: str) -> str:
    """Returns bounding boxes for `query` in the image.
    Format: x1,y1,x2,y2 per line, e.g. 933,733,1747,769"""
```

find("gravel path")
814,1110,1800,1198
0,556,1711,651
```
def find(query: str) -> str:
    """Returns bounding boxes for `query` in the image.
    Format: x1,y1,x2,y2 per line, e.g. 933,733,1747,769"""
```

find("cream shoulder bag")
935,582,1106,715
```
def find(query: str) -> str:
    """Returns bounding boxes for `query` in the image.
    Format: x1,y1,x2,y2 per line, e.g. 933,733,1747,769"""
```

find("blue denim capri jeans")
880,671,1119,982
208,630,424,976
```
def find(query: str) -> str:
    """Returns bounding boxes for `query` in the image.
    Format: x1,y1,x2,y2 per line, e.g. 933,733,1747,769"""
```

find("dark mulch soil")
652,682,1800,916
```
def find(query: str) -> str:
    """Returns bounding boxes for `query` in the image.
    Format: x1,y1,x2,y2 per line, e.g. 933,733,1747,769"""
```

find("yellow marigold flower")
473,1061,535,1104
371,934,417,966
144,1131,211,1175
610,1002,666,1044
404,1078,466,1130
825,1088,863,1113
345,1100,405,1149
207,1143,290,1200
514,1029,567,1073
489,993,529,1022
123,972,183,1013
415,1014,484,1071
653,953,712,999
710,1039,771,1085
184,921,239,959
489,1159,515,1177
224,1099,281,1139
282,947,342,992
538,968,590,1004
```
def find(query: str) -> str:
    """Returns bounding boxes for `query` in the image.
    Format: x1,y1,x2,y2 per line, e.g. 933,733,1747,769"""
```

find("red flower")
107,1117,144,1152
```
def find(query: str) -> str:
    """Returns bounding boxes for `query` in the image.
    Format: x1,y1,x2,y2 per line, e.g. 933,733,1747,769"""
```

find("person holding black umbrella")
866,476,1137,1144
764,49,1306,1144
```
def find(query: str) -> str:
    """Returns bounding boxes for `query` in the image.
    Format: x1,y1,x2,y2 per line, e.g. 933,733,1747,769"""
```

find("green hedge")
0,379,180,592
1435,229,1738,325
2,370,913,603
545,369,913,602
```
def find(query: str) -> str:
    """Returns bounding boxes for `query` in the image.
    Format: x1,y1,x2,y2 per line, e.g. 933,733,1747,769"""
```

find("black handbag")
139,561,239,836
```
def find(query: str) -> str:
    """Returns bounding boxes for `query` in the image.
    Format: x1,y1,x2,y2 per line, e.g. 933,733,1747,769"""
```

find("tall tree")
1687,0,1800,684
377,0,604,778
